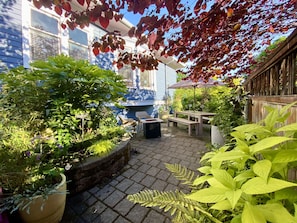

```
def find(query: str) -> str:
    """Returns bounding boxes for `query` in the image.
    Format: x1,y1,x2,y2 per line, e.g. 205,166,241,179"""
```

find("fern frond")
127,190,222,223
165,163,196,187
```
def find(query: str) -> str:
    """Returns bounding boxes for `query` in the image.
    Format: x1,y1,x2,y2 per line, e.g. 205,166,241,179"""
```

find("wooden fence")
245,28,297,123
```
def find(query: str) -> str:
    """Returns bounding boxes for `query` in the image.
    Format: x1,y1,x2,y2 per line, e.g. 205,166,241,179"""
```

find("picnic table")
168,110,215,136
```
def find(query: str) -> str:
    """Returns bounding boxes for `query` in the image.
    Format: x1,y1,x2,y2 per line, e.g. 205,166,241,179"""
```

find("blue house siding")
0,0,23,70
0,1,181,121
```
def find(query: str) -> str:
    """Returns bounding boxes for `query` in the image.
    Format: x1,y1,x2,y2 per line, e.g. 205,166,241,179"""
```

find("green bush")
0,55,127,147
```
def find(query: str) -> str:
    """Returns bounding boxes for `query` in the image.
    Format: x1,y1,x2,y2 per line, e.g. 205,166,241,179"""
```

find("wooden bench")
167,117,199,136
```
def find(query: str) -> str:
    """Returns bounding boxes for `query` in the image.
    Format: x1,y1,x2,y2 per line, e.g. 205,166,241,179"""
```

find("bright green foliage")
0,55,127,147
0,55,129,214
87,139,115,156
128,102,297,223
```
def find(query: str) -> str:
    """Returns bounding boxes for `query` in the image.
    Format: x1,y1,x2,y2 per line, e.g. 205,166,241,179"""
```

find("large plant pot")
211,125,225,146
158,111,169,121
19,174,67,223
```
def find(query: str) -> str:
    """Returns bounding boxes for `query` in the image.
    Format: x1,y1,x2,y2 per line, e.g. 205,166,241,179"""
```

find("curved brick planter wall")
65,140,131,194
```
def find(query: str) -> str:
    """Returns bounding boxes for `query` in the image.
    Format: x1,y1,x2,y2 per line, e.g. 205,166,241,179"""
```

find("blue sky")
122,0,198,26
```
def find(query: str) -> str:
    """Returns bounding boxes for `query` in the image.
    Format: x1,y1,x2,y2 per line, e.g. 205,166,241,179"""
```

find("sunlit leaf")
99,16,109,29
250,137,293,154
227,8,234,17
211,200,232,210
242,177,297,194
242,202,266,223
226,190,242,209
257,203,296,223
211,169,236,189
253,160,271,182
186,187,228,203
273,149,297,163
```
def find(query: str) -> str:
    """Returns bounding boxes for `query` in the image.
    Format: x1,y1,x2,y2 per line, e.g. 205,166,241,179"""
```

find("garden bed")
65,139,131,194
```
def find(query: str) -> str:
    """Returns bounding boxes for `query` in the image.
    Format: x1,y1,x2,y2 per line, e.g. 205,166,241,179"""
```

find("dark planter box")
65,140,131,194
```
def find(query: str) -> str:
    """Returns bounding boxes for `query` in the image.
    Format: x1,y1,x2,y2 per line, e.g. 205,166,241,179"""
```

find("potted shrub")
0,124,67,223
128,102,297,223
210,86,249,145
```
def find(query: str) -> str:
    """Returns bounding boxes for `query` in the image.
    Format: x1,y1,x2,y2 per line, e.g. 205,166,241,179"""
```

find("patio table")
174,111,216,134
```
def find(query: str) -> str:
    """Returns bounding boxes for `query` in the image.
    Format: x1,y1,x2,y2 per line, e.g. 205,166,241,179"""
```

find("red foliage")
31,0,297,80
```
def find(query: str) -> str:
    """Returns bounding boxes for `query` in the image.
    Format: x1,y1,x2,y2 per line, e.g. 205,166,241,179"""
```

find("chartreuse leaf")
242,202,266,223
264,106,279,130
210,150,250,162
242,177,297,194
275,188,297,201
234,169,255,182
257,203,296,223
198,166,211,174
225,189,242,209
273,149,297,163
233,123,265,133
253,160,271,182
193,175,212,186
277,123,297,132
230,215,241,223
211,169,236,189
270,162,288,179
235,138,250,153
294,203,297,219
250,136,293,154
200,151,216,162
186,187,228,203
211,199,232,210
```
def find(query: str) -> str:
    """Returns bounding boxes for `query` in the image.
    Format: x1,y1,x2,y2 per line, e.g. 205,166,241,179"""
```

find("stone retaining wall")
65,140,131,194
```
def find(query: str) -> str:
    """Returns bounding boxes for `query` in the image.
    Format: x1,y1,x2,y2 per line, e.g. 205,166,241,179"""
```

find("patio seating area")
61,123,211,223
167,111,215,136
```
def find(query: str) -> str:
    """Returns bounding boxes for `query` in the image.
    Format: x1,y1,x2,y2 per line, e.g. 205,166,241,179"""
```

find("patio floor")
61,123,211,223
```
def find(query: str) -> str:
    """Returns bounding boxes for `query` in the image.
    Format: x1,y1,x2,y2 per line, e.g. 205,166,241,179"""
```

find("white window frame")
29,9,61,62
68,28,89,61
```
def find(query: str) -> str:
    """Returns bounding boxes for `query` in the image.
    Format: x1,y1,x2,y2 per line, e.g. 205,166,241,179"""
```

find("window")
140,70,153,89
30,10,59,61
69,29,89,60
118,64,134,87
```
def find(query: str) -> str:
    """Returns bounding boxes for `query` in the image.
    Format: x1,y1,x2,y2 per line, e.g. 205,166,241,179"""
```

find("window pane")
69,29,88,45
140,70,152,88
69,43,89,60
118,65,133,87
31,10,58,35
31,31,59,61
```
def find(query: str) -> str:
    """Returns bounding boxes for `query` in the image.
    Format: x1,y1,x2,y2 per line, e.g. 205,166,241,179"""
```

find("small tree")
0,55,127,145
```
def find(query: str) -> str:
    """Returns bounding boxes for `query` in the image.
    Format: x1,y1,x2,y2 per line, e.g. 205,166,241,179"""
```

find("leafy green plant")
0,126,64,213
0,55,129,214
87,140,115,156
210,86,249,141
128,102,297,223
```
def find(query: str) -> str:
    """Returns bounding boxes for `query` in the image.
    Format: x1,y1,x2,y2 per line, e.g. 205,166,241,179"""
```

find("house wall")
0,0,180,120
0,0,23,71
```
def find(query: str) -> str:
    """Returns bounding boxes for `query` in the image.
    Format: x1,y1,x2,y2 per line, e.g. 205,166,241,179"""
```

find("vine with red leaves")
30,0,297,81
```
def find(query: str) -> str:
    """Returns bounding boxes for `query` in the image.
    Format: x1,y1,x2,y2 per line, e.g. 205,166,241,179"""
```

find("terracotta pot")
19,174,67,223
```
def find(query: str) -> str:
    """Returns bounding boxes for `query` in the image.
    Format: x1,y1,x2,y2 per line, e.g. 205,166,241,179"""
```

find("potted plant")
0,124,67,223
158,104,170,120
128,102,297,223
210,86,249,145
